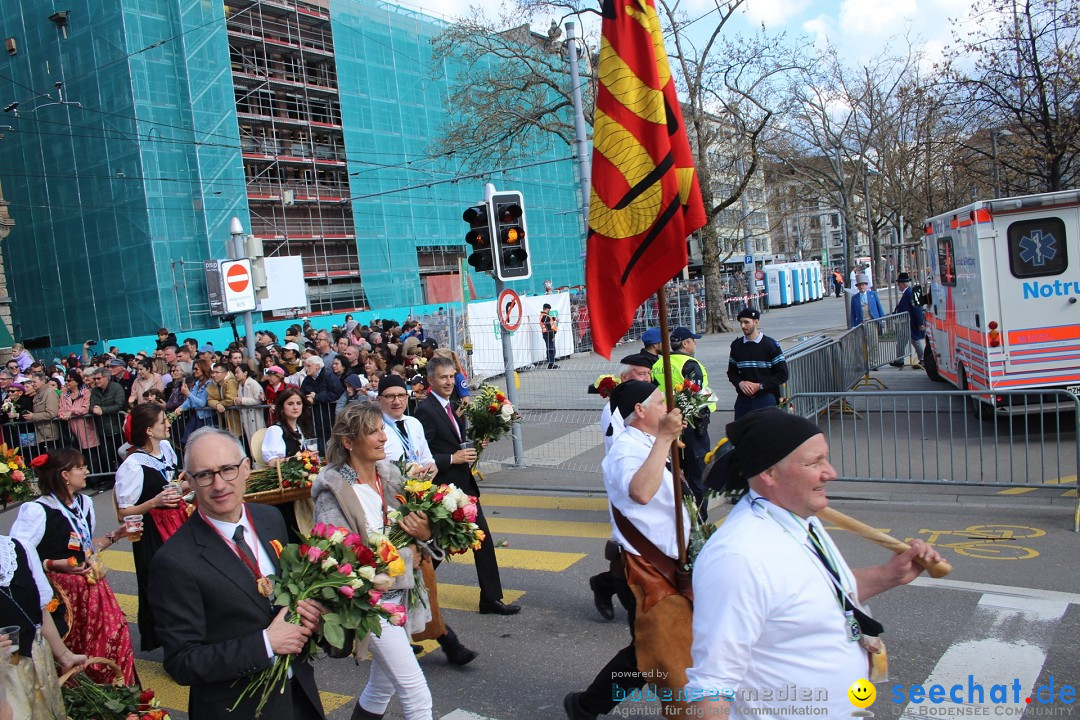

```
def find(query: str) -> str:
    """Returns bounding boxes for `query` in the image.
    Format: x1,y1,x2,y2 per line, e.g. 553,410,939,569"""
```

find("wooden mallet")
818,506,952,578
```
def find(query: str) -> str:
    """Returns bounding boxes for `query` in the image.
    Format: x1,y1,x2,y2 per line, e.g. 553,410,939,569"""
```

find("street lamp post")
991,129,1013,199
862,165,880,286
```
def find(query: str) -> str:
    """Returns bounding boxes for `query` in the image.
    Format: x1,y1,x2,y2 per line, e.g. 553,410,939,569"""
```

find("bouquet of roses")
246,449,321,493
672,380,714,429
0,444,36,505
233,522,405,717
63,676,171,720
590,374,620,399
463,385,520,449
386,474,486,557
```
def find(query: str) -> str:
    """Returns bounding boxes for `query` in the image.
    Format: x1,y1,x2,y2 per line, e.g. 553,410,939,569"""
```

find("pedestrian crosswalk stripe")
115,584,527,619
134,658,355,714
996,487,1036,494
482,493,609,511
100,548,135,573
486,517,611,539
493,548,585,571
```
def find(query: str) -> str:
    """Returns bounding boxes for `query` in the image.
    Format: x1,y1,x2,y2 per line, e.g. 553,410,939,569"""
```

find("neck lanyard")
52,496,93,556
759,501,851,612
386,416,416,462
199,506,266,583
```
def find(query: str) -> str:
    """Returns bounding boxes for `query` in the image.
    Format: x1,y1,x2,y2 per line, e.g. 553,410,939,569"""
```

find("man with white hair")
299,356,342,453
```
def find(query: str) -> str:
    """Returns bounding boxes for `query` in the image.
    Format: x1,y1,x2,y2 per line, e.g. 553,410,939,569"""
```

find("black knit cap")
705,407,823,492
378,375,408,395
610,380,658,421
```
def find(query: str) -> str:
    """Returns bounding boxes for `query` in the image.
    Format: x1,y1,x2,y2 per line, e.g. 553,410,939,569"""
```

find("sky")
417,0,983,66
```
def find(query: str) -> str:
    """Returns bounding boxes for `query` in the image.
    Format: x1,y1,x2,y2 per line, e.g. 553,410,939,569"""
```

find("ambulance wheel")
922,348,943,382
960,366,990,422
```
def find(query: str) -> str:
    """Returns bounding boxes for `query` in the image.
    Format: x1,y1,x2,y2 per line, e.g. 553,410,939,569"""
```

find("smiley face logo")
848,679,876,708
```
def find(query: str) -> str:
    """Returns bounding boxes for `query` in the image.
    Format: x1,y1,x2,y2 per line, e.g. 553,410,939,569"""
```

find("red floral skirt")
49,571,137,685
149,503,192,543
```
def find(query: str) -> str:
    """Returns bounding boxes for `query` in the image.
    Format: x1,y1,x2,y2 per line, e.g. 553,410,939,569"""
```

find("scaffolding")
225,0,368,311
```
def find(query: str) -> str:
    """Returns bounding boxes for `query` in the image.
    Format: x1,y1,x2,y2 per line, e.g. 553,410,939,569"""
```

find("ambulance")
922,189,1080,415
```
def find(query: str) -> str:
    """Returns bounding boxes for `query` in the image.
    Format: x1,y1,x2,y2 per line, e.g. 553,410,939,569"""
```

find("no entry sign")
220,259,257,313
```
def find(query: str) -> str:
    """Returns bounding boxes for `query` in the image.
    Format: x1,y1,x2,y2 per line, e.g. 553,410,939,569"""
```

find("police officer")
651,327,713,510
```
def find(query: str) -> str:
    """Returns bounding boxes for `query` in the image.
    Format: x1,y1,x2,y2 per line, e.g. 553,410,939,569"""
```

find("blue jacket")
850,290,886,327
894,287,926,340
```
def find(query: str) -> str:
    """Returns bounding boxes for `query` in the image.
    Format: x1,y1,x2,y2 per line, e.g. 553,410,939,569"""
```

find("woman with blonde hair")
311,403,438,720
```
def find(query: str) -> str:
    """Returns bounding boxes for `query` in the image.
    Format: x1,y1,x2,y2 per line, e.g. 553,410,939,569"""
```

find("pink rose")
11,470,23,482
338,563,353,575
345,533,362,547
461,503,478,523
311,522,327,538
381,602,407,627
305,545,323,564
368,590,384,606
338,585,355,598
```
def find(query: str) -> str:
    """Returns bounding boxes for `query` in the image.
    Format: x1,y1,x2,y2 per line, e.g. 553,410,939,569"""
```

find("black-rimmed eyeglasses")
188,458,248,487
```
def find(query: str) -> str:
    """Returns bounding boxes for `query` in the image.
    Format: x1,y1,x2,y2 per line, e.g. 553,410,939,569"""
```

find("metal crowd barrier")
785,389,1080,530
783,313,913,417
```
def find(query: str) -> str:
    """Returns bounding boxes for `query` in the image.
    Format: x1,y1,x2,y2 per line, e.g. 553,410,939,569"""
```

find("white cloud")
801,15,833,47
838,0,918,36
743,0,815,28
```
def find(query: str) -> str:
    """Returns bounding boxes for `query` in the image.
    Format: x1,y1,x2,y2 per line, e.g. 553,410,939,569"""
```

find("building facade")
0,0,583,348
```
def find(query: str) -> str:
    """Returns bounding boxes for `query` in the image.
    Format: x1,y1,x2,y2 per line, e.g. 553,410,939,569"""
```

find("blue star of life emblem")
1018,230,1057,267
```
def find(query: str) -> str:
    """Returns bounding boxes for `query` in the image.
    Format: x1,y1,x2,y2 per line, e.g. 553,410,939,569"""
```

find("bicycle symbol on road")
911,524,1045,560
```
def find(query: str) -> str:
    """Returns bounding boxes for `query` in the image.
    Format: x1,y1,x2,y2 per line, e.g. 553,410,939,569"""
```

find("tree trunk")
699,225,731,333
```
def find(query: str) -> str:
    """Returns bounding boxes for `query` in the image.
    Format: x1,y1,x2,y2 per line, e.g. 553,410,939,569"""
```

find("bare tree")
943,0,1080,191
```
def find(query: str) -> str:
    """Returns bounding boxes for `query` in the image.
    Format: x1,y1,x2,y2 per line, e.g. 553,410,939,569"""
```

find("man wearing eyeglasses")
149,427,327,720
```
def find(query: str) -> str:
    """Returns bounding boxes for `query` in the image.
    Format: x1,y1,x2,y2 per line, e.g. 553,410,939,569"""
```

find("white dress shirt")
602,425,689,558
685,491,866,716
382,413,434,466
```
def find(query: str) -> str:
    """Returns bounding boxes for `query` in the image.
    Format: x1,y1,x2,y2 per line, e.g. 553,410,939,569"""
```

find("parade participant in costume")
114,403,189,653
588,353,655,622
312,403,438,720
687,408,943,718
150,428,326,720
260,387,317,542
0,533,86,719
376,375,477,666
564,381,690,720
10,449,137,683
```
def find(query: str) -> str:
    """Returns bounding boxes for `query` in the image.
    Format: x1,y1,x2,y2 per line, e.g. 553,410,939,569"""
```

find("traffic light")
463,204,493,272
489,191,531,281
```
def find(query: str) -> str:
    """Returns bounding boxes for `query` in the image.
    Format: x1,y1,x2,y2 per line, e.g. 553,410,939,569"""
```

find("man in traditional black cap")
687,408,943,717
889,271,926,368
727,307,788,419
586,353,657,622
565,381,687,720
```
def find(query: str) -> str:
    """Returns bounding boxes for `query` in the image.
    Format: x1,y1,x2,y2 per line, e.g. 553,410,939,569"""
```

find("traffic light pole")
486,184,526,468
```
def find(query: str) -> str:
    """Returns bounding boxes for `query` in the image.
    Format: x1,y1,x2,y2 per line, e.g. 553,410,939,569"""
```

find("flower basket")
244,451,320,506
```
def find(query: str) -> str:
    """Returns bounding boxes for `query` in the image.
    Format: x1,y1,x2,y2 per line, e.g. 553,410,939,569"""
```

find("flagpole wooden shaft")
655,287,688,568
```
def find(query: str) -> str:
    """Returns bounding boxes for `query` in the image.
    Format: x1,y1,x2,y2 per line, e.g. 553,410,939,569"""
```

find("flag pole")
655,284,688,568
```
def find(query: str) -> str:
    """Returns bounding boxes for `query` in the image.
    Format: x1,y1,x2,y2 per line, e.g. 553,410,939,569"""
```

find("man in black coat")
149,427,326,720
414,356,520,615
299,356,343,453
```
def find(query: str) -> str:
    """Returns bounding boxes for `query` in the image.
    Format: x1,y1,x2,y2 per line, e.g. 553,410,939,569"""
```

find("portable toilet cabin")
765,265,791,307
791,263,805,304
809,262,823,300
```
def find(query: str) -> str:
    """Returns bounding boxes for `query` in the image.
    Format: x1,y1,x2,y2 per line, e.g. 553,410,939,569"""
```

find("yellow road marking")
825,526,891,534
116,592,137,619
435,584,525,611
134,658,354,714
997,487,1037,495
493,548,585,571
486,517,611,539
100,549,135,573
482,493,609,511
1063,489,1078,498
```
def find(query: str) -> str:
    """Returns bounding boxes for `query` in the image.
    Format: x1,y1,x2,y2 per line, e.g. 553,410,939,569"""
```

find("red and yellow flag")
586,0,706,359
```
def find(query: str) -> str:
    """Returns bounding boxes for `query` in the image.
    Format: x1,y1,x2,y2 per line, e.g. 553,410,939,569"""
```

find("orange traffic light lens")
505,228,520,244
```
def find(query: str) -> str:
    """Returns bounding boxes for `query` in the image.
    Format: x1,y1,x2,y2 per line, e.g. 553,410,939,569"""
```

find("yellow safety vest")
651,353,716,412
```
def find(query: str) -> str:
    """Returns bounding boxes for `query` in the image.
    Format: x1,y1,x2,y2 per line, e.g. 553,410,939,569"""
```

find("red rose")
139,690,155,704
353,545,376,566
451,508,465,522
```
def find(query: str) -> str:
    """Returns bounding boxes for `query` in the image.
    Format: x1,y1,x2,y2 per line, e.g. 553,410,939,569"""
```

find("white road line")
910,576,1080,605
440,711,499,720
898,593,1069,719
521,426,604,466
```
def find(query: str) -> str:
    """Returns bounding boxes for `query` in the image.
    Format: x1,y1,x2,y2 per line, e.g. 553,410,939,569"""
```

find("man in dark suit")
149,427,326,720
414,356,520,616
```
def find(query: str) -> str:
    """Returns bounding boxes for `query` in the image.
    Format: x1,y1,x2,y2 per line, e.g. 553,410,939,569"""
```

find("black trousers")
579,575,644,714
472,502,504,603
291,678,324,720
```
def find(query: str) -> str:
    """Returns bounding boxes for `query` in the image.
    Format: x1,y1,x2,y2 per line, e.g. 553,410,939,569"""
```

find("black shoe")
410,643,423,654
350,703,384,720
889,360,904,368
588,575,614,620
478,599,521,615
438,628,479,666
563,692,598,720
548,363,560,369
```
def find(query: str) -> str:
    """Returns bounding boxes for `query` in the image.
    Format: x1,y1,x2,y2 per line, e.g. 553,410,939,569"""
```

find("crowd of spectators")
0,316,472,486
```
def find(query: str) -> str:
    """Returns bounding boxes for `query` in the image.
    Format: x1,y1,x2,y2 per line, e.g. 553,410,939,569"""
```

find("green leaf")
321,612,341,624
323,621,345,649
322,586,338,600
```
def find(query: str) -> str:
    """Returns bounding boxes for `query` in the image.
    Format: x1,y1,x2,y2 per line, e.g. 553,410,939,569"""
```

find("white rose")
356,565,375,581
442,495,458,512
500,404,513,420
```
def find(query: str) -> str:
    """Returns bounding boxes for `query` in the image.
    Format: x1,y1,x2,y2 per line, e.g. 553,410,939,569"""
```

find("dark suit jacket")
414,393,478,496
149,503,324,720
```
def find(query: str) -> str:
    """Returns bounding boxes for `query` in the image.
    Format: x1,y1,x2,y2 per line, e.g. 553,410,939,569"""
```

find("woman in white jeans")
311,403,437,720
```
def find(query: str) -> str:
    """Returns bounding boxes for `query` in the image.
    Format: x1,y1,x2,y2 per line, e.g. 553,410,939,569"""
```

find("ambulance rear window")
1008,217,1067,278
937,237,957,287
